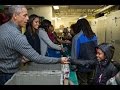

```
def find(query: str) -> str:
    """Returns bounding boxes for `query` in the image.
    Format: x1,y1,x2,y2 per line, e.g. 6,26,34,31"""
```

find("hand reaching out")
65,40,71,44
60,57,70,64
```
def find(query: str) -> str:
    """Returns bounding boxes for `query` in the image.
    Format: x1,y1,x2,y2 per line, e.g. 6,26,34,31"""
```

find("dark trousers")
0,73,14,85
76,71,94,85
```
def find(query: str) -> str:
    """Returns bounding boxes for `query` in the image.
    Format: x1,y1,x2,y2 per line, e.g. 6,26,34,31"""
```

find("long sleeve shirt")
0,20,61,73
38,28,61,56
71,31,82,59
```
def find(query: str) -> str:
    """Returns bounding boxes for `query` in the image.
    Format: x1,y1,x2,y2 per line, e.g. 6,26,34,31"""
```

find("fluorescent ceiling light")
53,6,59,10
79,15,87,19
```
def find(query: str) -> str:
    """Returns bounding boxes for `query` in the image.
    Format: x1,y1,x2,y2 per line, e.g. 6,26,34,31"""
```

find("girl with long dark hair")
71,18,98,85
24,14,40,54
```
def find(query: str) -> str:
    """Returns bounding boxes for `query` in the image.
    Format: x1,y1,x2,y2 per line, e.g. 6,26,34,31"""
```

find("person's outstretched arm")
13,32,68,64
38,29,62,50
69,58,97,66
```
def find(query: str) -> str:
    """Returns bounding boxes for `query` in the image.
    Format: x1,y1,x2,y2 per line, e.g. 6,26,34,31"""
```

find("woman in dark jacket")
70,43,118,85
24,14,40,54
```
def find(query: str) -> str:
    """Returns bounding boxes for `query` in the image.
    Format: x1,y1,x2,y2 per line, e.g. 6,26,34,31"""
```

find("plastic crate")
47,48,61,58
5,63,64,85
5,70,63,85
20,62,62,71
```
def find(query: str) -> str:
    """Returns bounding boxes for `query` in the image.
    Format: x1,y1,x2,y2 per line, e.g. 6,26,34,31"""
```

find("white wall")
53,17,95,29
52,17,78,29
28,6,52,21
91,10,120,61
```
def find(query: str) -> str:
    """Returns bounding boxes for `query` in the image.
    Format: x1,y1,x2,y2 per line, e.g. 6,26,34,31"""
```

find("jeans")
0,73,14,85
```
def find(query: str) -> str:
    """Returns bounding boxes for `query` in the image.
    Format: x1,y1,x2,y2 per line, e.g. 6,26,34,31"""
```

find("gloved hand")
68,58,87,66
68,58,76,65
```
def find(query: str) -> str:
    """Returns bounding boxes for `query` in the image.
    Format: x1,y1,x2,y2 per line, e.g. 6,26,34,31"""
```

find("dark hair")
70,23,77,34
70,23,76,30
40,19,51,32
76,18,95,38
25,14,39,37
47,24,54,32
63,28,69,33
39,16,45,22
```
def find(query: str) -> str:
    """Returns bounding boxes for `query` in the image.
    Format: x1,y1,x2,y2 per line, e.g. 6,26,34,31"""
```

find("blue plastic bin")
47,48,61,58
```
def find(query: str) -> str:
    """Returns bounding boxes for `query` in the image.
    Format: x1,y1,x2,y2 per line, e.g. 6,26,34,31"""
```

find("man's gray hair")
8,5,26,18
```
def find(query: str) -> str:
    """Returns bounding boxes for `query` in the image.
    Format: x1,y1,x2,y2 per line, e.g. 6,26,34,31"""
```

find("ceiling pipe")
95,5,115,14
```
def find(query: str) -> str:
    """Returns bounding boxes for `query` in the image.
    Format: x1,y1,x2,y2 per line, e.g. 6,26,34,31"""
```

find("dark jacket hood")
97,43,115,62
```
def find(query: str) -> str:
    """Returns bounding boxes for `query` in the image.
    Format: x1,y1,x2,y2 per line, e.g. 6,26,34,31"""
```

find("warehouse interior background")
2,5,120,61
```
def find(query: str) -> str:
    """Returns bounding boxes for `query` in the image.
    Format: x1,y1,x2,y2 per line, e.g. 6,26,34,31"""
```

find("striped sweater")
0,20,61,73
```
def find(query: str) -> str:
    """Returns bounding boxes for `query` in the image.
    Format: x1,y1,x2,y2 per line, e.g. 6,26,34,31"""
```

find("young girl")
70,43,118,85
38,19,63,56
24,14,40,54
